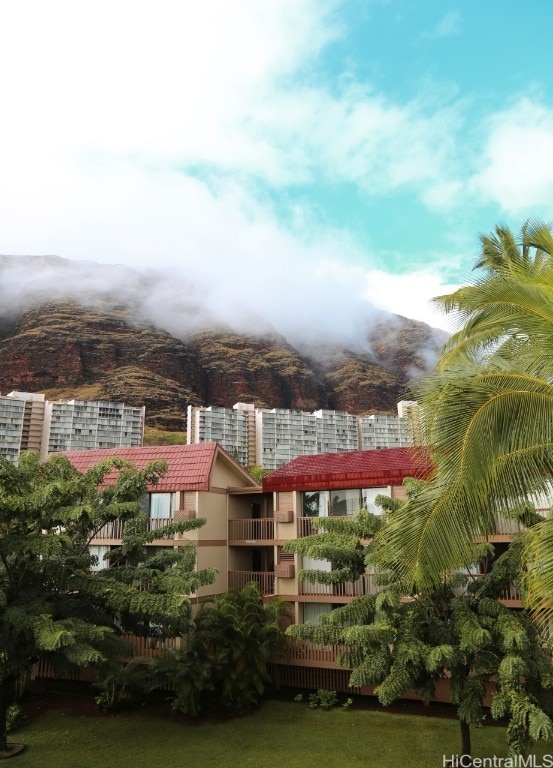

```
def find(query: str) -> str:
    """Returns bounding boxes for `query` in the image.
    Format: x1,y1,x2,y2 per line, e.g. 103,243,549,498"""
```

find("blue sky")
1,1,552,340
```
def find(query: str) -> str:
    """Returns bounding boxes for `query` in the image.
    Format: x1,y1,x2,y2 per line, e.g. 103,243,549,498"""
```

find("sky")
1,0,552,341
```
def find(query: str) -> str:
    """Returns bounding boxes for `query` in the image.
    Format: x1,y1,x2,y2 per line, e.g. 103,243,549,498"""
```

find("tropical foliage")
383,221,553,628
247,465,271,484
152,584,287,716
286,494,553,760
0,451,215,750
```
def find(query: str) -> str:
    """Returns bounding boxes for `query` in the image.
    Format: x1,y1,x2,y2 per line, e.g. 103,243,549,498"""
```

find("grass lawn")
9,695,553,768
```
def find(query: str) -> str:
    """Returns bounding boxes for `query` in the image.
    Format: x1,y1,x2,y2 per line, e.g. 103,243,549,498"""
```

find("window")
303,603,332,624
302,490,329,517
330,489,362,516
89,544,111,571
361,488,388,515
149,493,173,519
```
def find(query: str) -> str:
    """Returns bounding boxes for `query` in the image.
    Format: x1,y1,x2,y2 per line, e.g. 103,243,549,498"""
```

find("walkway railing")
228,570,275,594
283,639,351,668
228,518,275,541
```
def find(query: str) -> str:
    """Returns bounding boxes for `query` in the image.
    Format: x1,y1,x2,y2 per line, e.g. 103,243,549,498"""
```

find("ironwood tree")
285,490,553,761
0,451,215,753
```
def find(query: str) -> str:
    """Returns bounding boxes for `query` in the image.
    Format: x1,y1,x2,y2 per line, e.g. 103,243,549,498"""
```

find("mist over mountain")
0,255,447,432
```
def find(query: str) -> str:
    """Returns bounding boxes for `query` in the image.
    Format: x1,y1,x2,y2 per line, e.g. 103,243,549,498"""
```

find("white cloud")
471,97,553,214
363,268,460,332
0,0,477,342
252,84,463,207
0,0,464,215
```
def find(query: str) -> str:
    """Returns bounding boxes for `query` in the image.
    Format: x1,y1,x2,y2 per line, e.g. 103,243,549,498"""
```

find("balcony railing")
93,516,174,540
283,639,351,668
228,518,275,541
297,516,354,538
228,570,275,595
298,514,535,539
469,573,522,603
299,572,383,597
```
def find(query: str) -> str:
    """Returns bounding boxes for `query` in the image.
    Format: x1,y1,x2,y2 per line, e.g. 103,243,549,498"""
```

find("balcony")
299,573,383,598
228,570,275,595
92,516,176,540
297,516,354,537
473,515,525,539
228,518,275,543
469,573,522,606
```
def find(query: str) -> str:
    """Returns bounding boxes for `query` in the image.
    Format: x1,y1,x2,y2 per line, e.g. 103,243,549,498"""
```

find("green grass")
10,698,553,768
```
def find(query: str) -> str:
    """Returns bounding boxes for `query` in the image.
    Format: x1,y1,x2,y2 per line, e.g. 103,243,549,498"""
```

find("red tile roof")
262,447,433,493
64,443,222,492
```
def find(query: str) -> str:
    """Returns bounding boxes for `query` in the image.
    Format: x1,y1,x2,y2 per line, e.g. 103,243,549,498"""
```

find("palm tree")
388,221,553,628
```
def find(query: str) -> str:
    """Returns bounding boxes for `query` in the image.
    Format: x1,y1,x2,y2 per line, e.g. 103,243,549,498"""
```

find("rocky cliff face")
0,296,446,433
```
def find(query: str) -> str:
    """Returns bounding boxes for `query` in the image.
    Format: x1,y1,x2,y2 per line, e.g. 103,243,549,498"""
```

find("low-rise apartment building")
67,443,265,601
62,444,436,693
59,443,527,697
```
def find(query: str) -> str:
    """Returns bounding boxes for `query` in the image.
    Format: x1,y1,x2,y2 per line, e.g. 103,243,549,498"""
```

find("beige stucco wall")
227,548,254,570
228,494,255,520
210,457,254,489
196,544,227,597
196,491,228,540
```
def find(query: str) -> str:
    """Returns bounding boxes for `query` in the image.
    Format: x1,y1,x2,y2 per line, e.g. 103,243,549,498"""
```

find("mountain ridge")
0,256,447,435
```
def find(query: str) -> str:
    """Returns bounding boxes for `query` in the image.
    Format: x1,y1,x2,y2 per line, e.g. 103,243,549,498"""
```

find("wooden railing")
228,570,275,595
121,633,179,659
228,518,275,541
469,573,522,603
283,639,351,668
299,572,383,597
32,633,179,680
93,516,175,540
297,516,355,538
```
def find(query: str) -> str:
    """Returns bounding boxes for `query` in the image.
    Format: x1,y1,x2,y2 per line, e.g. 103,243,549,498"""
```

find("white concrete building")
0,392,145,462
313,409,359,454
358,412,414,450
47,400,145,453
187,402,419,471
0,394,26,462
256,408,318,470
186,403,255,467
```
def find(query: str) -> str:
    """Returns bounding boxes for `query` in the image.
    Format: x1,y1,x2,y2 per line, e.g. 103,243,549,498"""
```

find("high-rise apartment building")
255,408,318,470
46,400,145,453
313,409,359,454
0,394,26,462
358,412,413,450
397,400,423,444
187,402,418,470
186,403,255,467
0,392,145,462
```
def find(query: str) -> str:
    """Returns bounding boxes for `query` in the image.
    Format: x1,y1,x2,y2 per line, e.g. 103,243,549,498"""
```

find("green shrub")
6,704,25,732
308,689,338,710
